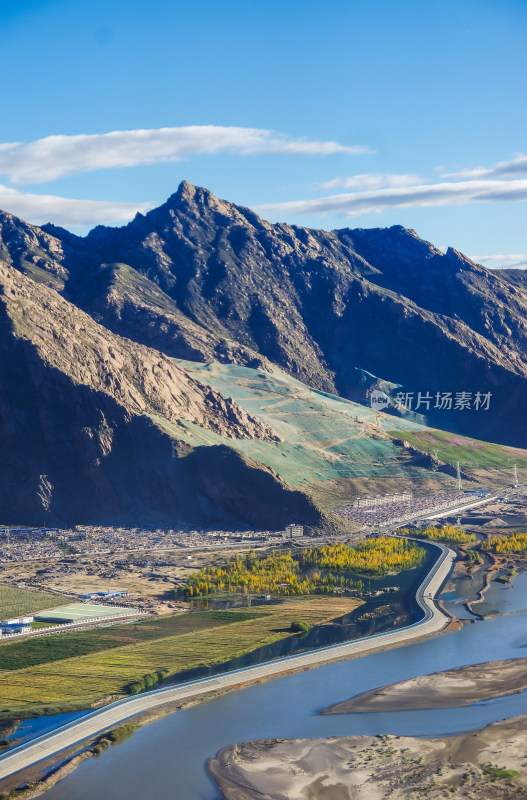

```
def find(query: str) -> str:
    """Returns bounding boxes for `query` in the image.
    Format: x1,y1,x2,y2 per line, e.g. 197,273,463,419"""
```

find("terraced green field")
167,361,432,487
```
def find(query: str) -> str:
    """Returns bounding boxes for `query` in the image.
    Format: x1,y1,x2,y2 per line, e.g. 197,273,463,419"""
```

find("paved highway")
0,539,455,782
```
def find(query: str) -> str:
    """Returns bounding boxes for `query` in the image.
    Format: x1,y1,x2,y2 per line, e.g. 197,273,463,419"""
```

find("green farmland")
0,597,359,721
0,610,263,670
0,585,69,620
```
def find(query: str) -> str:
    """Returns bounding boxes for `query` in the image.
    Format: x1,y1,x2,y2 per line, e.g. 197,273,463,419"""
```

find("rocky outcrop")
0,210,68,290
0,262,276,441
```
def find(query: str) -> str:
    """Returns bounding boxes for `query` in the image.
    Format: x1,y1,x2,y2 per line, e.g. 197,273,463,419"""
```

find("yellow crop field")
0,597,359,719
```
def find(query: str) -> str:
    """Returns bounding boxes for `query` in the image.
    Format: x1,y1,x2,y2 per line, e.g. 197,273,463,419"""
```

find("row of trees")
125,669,168,695
399,524,476,544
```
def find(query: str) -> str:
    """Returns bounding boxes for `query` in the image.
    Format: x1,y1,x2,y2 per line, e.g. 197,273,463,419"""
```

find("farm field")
0,585,69,620
0,597,360,721
0,610,263,670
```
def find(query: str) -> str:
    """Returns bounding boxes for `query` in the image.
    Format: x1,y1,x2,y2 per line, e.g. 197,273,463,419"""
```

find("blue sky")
0,0,526,266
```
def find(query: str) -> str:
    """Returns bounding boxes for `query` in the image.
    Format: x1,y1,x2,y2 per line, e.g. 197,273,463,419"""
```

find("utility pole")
456,461,462,492
513,463,519,488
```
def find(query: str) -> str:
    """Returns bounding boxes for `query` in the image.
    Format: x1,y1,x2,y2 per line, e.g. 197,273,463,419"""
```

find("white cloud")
0,184,147,227
473,253,527,269
320,173,424,191
442,154,527,180
3,147,527,231
255,178,527,218
0,126,372,185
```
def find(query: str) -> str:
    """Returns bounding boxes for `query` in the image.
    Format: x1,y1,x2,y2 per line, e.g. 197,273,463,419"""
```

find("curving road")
0,540,455,782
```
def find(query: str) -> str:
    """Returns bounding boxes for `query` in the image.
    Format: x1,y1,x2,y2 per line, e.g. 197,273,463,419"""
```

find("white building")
285,523,304,539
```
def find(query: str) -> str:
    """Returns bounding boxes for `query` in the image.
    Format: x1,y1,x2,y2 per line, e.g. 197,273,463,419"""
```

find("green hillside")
156,362,527,512
154,362,447,510
168,361,426,484
389,428,527,470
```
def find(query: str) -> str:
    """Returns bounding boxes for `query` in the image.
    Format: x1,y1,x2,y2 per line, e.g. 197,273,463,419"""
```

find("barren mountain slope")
0,261,275,441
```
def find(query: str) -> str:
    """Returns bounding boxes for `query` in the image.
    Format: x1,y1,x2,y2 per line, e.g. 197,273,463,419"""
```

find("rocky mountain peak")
0,185,526,524
162,180,244,223
164,180,217,211
170,179,199,203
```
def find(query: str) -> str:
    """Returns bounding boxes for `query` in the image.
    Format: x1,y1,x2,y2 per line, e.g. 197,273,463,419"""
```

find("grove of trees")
482,532,527,554
176,537,425,598
399,524,476,544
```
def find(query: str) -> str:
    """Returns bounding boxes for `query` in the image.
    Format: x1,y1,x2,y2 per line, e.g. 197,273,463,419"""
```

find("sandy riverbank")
208,714,527,800
323,658,527,713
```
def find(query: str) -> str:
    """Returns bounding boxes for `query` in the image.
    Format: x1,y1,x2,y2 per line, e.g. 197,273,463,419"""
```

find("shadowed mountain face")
0,182,525,527
500,268,527,292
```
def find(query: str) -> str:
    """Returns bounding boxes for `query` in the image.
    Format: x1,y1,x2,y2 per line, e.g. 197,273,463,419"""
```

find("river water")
40,569,527,800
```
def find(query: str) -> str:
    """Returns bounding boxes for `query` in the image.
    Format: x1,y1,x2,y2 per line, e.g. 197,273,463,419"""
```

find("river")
39,568,527,800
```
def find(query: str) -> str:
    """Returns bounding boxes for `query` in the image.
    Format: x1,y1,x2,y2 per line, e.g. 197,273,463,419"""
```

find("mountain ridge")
28,182,527,447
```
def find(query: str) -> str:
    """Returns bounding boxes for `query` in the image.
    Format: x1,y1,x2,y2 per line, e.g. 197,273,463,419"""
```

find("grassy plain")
0,597,359,721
